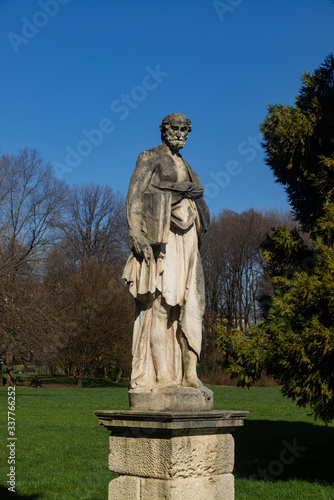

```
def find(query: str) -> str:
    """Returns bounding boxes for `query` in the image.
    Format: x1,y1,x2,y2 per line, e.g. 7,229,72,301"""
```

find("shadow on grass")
0,486,40,500
234,419,334,484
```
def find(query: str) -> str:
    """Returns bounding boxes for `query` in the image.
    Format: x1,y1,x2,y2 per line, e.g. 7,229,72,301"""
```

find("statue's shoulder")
139,144,163,156
136,144,163,166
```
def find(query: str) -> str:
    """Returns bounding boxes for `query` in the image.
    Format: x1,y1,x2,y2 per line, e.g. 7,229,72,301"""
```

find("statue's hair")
160,113,192,140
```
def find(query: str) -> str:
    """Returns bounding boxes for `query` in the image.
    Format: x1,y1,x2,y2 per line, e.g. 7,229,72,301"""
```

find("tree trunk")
76,368,85,387
104,366,108,379
115,367,123,383
6,349,15,387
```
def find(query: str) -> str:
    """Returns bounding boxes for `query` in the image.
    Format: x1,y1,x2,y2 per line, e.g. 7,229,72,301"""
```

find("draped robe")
123,142,210,389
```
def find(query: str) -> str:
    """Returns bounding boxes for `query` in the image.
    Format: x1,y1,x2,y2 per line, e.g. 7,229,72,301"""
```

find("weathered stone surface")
109,431,234,478
108,474,234,500
95,408,248,500
141,473,234,500
123,113,212,399
95,409,249,431
129,386,214,411
109,475,140,499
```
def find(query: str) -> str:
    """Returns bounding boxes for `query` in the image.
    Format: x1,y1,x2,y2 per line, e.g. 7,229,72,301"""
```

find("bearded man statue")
123,113,212,409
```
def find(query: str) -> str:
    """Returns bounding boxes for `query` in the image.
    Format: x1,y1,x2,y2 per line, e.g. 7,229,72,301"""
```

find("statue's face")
163,119,189,151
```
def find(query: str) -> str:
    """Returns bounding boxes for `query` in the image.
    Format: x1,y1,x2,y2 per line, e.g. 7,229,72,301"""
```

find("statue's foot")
156,376,177,388
183,375,207,392
130,378,150,390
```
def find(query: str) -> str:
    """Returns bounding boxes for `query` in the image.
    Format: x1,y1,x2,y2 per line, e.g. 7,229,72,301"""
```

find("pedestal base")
95,410,248,500
109,473,234,500
129,386,214,411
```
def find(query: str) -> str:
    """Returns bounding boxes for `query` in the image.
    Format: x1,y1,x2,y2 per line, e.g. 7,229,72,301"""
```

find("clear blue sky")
1,0,334,215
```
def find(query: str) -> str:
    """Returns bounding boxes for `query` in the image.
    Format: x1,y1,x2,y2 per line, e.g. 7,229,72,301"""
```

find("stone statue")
123,113,212,409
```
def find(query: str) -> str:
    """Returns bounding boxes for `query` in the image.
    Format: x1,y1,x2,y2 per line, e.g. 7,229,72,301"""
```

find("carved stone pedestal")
95,409,248,500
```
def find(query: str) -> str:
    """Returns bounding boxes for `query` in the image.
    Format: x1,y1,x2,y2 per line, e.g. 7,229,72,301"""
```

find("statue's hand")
132,234,153,265
187,184,203,199
175,181,203,199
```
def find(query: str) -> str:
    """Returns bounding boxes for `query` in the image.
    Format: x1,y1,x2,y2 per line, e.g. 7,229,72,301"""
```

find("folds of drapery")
123,199,205,388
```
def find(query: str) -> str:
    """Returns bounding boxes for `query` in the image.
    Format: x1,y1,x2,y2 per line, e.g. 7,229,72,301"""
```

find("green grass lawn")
1,384,333,499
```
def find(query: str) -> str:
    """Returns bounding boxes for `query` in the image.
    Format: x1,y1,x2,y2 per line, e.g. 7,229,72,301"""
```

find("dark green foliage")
217,55,334,423
216,231,334,422
260,53,334,232
263,223,334,423
215,322,268,387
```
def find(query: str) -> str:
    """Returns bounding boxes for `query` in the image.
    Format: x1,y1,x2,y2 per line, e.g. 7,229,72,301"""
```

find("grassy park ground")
1,382,334,500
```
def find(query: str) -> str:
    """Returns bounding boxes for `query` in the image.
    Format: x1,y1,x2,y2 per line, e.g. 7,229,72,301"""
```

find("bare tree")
55,261,133,386
54,183,133,385
60,182,129,271
0,149,68,385
200,208,295,371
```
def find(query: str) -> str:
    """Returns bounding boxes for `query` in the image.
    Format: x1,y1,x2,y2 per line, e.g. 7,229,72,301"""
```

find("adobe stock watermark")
52,64,169,179
7,0,70,54
205,132,262,199
7,386,16,493
213,0,243,22
250,438,306,482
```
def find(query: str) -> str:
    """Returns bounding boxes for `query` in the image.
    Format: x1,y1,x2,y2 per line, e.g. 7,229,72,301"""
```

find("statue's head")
160,113,192,152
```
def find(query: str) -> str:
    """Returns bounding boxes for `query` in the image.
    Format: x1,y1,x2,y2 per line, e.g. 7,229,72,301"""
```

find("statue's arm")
195,196,210,248
126,150,155,263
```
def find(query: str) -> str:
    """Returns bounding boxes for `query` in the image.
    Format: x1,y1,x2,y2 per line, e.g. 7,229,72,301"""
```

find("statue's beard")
165,137,186,151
